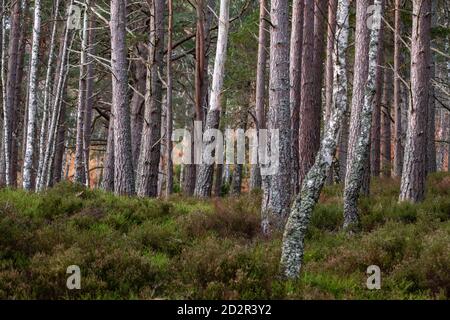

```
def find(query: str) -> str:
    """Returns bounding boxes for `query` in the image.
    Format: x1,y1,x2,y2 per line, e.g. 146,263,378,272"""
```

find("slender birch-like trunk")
36,0,60,188
74,0,90,184
22,0,42,190
280,0,350,278
194,0,230,197
343,0,384,230
37,2,73,191
370,2,385,177
399,0,432,203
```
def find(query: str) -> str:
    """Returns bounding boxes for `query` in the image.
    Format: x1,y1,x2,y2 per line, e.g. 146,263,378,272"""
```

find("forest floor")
0,173,449,299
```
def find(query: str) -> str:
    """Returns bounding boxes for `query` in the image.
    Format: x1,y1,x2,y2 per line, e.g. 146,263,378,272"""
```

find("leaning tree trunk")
399,0,432,203
22,0,42,190
194,0,230,198
280,0,350,279
136,0,165,197
343,0,384,230
289,0,304,194
110,0,135,195
261,0,291,234
250,0,268,191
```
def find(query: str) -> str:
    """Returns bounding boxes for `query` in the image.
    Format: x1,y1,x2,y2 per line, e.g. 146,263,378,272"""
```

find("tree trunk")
399,0,432,203
84,14,96,187
393,0,404,177
22,0,42,190
280,0,350,278
136,0,165,197
370,5,385,177
261,0,291,234
36,0,60,189
344,0,383,230
110,0,135,195
194,0,230,197
298,0,316,187
130,43,147,169
3,0,21,187
250,0,268,191
381,68,392,177
289,0,304,194
74,0,90,185
165,0,174,197
426,0,437,174
102,119,115,192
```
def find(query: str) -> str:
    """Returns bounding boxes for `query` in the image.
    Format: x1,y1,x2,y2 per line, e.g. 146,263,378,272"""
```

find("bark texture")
399,0,432,203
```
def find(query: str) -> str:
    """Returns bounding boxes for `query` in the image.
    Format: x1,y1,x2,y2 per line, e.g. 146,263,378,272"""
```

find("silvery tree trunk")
38,3,73,191
289,0,304,194
136,0,165,197
110,0,135,195
194,0,230,198
344,0,384,230
298,0,315,187
22,0,42,190
250,0,268,191
280,0,350,279
261,0,291,234
74,0,90,185
399,0,432,203
3,0,21,187
36,0,60,189
393,0,404,177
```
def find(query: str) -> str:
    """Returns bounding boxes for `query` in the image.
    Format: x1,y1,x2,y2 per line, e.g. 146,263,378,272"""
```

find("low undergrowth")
0,173,448,299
